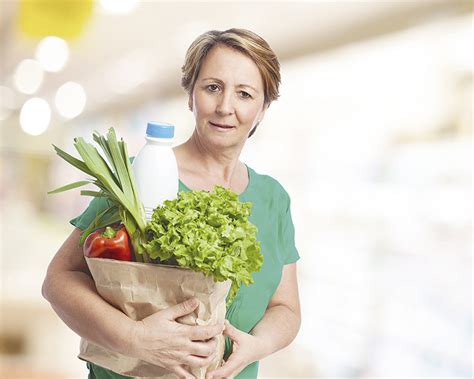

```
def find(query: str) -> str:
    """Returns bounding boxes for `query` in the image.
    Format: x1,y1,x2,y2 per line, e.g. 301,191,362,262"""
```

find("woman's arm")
206,262,301,378
42,228,223,377
42,228,135,354
251,262,301,356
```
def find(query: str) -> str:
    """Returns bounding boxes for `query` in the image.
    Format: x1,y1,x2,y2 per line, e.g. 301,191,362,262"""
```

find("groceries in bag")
48,125,263,378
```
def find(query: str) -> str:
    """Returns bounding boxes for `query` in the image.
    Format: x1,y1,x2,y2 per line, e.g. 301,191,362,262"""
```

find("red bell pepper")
83,225,132,261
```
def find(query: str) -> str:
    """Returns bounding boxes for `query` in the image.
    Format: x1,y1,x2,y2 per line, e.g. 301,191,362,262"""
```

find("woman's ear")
188,96,193,112
258,103,268,123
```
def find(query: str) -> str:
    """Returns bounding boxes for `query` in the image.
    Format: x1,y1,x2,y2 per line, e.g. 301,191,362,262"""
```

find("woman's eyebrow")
202,77,258,92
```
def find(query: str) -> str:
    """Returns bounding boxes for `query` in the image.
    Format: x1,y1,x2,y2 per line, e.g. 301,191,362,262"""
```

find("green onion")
48,127,149,262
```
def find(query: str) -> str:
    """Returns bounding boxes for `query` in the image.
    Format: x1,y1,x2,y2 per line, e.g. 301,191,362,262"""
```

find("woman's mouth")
209,121,235,131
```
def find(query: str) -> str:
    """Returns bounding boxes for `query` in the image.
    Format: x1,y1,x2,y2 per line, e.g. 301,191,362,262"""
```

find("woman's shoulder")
247,165,291,202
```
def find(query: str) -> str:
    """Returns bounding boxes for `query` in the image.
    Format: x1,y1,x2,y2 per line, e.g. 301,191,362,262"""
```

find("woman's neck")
177,132,244,183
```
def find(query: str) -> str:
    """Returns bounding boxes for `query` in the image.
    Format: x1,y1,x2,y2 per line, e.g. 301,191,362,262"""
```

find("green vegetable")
144,186,263,304
48,128,149,262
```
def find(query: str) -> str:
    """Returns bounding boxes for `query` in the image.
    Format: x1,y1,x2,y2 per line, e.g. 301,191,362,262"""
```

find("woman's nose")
216,91,234,115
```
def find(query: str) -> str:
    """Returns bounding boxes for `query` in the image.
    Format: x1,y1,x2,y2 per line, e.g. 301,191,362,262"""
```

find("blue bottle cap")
146,122,175,138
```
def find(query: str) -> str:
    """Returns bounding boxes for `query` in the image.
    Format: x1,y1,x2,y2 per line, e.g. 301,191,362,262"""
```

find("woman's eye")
207,84,219,92
239,91,251,99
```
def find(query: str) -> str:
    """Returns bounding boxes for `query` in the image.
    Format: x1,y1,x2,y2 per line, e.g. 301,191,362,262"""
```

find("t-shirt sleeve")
69,196,112,231
279,190,300,265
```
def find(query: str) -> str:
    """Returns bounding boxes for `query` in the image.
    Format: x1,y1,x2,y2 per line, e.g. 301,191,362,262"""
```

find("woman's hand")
205,320,266,379
129,297,224,379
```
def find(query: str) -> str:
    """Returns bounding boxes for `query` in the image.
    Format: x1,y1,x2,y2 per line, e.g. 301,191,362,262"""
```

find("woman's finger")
206,349,243,379
187,323,223,341
223,320,241,342
183,351,217,368
186,337,218,357
169,364,196,379
161,298,200,321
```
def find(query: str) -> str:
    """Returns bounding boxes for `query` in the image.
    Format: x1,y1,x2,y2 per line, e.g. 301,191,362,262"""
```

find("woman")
42,28,301,379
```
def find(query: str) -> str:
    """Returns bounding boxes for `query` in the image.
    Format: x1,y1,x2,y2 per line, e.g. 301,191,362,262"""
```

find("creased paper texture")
79,257,231,379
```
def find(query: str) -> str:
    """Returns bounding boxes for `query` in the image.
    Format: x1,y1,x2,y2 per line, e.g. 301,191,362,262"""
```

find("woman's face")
189,45,267,149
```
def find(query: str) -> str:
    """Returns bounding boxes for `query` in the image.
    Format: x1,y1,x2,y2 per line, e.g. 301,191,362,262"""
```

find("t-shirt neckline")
179,164,252,197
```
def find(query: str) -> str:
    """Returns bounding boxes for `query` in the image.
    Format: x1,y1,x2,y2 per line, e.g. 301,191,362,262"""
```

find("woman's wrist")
249,332,272,361
108,316,141,357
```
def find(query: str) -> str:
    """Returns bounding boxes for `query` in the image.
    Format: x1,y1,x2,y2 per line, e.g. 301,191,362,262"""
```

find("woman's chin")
204,133,244,149
195,125,247,148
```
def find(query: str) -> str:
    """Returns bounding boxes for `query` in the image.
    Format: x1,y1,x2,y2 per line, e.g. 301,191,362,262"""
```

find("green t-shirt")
71,165,300,379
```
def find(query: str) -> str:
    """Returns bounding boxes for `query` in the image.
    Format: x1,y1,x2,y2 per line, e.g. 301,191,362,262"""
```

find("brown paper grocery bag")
79,257,231,379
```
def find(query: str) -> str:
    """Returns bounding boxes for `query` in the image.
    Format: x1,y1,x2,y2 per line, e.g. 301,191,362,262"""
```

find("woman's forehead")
198,46,263,87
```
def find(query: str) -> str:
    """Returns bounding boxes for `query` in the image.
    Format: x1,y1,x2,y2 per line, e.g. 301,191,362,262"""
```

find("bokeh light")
35,36,69,73
13,59,44,94
19,97,51,135
55,81,87,119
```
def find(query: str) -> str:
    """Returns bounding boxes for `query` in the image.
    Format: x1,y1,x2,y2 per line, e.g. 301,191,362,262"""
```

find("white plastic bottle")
132,122,179,220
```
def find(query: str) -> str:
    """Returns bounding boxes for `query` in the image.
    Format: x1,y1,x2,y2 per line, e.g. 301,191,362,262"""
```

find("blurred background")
0,0,472,378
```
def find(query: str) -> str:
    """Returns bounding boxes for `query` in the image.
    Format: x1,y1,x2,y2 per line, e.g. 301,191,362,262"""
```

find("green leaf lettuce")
144,186,263,304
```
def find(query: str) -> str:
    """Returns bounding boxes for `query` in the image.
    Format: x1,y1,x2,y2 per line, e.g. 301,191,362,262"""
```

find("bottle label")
144,206,154,221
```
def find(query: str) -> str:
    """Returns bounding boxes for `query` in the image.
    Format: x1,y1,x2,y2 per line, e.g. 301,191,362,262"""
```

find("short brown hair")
181,28,281,106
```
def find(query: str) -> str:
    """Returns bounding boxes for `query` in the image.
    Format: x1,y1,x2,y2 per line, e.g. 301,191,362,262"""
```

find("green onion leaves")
49,128,148,261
